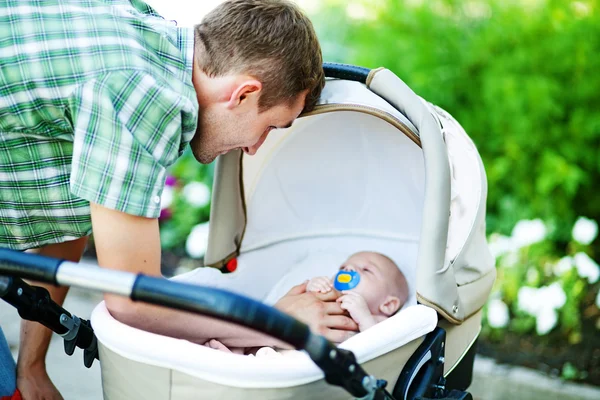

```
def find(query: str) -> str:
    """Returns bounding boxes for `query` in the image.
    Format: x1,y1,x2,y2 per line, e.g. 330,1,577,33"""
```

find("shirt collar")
177,26,195,84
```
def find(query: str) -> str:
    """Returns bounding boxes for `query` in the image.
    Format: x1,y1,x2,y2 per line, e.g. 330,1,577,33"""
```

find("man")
0,0,358,398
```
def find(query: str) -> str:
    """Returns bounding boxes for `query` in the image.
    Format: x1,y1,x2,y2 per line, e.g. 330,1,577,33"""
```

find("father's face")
190,92,307,164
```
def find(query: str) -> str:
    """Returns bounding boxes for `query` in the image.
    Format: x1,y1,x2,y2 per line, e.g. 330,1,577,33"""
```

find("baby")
205,251,409,354
307,251,409,332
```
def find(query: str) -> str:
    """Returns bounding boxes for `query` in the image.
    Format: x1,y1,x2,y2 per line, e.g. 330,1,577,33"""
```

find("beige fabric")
439,310,482,375
239,112,424,253
204,150,245,267
100,343,171,400
99,336,423,400
367,69,462,321
430,102,496,316
457,270,496,319
99,314,483,399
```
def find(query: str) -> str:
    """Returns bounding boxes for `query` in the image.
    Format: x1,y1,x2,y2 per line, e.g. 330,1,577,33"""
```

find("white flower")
544,282,567,310
160,186,174,210
488,234,516,259
536,307,558,335
572,217,598,245
487,299,509,328
185,222,210,258
183,182,211,208
518,286,542,316
518,283,566,317
519,282,566,335
553,256,574,277
574,252,600,284
511,219,547,249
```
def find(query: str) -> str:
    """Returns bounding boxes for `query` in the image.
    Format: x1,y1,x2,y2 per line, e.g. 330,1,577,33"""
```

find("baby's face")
336,252,402,315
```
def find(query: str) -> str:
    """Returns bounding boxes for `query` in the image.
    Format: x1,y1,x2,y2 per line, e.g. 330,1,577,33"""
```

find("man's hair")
194,0,325,112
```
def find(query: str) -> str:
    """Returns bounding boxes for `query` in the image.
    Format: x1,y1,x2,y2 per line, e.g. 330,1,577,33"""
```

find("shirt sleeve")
68,70,197,218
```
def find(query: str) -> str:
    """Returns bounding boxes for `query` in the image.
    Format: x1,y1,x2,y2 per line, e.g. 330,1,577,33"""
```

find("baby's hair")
370,252,409,309
372,252,396,267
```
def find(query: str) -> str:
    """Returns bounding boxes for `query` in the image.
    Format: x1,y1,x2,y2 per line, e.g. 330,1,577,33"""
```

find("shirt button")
154,195,161,204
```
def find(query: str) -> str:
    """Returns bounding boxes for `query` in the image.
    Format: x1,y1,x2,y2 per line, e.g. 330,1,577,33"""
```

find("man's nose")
244,131,271,155
243,139,265,156
242,146,258,155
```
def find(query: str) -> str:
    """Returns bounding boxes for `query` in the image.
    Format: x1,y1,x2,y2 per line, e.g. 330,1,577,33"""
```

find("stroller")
0,63,495,399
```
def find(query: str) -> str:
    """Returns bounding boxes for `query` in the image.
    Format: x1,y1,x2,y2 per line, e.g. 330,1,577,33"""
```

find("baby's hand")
337,291,376,331
205,339,232,353
306,276,333,293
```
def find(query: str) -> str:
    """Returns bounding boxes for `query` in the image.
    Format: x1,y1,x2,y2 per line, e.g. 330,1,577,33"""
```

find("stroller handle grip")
0,248,63,284
0,248,312,348
323,62,370,83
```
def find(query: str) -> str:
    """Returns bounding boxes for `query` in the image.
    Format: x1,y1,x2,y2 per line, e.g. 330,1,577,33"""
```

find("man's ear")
379,295,401,316
227,79,262,109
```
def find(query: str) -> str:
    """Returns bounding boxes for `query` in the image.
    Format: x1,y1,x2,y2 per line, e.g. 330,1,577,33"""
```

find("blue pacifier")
333,270,361,291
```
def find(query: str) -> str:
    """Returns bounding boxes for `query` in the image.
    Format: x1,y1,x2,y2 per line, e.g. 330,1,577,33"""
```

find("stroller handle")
323,62,370,83
0,248,311,347
0,248,387,399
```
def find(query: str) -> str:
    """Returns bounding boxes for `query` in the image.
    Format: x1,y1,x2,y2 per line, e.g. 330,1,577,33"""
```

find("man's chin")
190,146,218,164
196,153,217,164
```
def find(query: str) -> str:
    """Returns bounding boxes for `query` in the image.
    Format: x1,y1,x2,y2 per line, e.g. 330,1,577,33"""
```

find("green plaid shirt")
0,0,198,250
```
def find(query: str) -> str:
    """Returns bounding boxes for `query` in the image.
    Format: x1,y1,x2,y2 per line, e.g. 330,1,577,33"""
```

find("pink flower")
159,208,172,221
165,175,177,187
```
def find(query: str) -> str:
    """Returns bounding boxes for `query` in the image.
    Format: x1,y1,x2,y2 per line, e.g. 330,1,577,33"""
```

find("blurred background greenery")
312,0,599,241
148,0,599,385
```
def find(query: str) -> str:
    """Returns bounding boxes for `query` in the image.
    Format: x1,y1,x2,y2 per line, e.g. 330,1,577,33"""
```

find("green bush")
311,0,600,244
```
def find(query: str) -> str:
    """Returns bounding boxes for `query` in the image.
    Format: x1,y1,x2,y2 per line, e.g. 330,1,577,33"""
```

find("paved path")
2,288,599,400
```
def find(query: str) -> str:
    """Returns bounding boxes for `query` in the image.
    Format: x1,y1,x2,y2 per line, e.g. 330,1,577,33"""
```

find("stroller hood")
203,68,495,323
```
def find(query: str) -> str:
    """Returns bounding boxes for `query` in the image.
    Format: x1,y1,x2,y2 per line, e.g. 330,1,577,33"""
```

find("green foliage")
311,0,600,242
481,217,599,381
561,361,588,381
562,362,579,380
159,149,214,254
